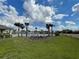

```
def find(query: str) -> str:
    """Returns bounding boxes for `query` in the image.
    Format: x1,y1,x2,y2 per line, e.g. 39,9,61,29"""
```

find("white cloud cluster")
54,21,65,31
0,0,52,30
72,3,79,12
56,25,65,31
23,0,55,24
65,21,78,31
54,21,78,31
0,0,28,28
23,0,69,31
28,25,47,31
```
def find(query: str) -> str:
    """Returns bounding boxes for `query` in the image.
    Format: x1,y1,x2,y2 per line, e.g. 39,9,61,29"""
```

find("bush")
0,33,12,38
55,31,60,36
0,33,4,38
4,33,12,38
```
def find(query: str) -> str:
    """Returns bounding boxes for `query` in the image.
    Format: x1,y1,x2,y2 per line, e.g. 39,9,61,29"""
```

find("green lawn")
0,36,79,59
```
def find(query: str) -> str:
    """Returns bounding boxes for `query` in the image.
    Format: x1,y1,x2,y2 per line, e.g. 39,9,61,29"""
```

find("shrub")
4,33,12,38
0,33,4,38
55,31,60,36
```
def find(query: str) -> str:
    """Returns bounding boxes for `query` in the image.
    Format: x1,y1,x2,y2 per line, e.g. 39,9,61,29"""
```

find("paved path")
65,34,79,38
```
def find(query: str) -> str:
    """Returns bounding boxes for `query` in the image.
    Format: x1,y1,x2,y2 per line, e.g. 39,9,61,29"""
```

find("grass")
0,36,79,59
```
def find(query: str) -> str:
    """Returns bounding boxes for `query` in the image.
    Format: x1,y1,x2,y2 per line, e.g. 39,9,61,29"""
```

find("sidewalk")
64,34,79,38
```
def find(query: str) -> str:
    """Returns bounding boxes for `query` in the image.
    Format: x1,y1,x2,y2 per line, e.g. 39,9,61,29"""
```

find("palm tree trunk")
9,29,11,38
48,28,50,36
26,26,28,37
18,28,19,37
21,30,22,37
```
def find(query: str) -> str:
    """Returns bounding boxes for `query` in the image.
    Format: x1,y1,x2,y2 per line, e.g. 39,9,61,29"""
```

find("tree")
14,23,22,37
25,23,29,37
62,29,73,34
20,24,25,37
46,24,53,36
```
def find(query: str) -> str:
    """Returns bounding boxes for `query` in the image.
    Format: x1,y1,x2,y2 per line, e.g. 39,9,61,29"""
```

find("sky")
0,0,79,31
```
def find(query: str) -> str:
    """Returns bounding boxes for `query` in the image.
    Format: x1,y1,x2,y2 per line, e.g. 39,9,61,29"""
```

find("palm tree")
49,24,53,36
46,24,50,36
20,24,25,37
25,23,29,37
46,24,53,36
14,23,21,37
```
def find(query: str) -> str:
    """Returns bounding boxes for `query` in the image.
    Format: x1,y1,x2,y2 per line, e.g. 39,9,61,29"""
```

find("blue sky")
7,0,24,15
0,0,79,31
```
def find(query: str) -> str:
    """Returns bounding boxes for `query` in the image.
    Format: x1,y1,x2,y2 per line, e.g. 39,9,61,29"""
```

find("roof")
0,25,13,30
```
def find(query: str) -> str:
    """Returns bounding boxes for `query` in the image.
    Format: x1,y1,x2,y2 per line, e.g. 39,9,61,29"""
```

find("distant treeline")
55,29,79,34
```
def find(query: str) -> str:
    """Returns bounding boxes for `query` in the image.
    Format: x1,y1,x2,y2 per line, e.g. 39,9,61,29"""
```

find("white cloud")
28,25,47,31
56,21,61,25
53,14,68,20
60,2,64,6
48,0,53,2
65,21,78,30
54,21,65,31
8,5,18,15
0,5,18,16
72,3,79,12
0,0,6,2
55,25,65,31
65,21,76,25
45,17,53,24
0,1,27,28
54,21,78,31
0,18,15,28
23,0,55,23
28,25,35,31
66,25,78,31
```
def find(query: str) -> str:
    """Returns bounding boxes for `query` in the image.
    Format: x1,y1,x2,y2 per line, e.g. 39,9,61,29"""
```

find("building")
0,25,13,34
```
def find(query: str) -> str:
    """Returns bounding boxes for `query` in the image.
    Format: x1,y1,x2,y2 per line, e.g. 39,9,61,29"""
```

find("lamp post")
25,22,29,37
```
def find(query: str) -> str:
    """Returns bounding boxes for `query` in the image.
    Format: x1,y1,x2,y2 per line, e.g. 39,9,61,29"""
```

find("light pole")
25,22,29,37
